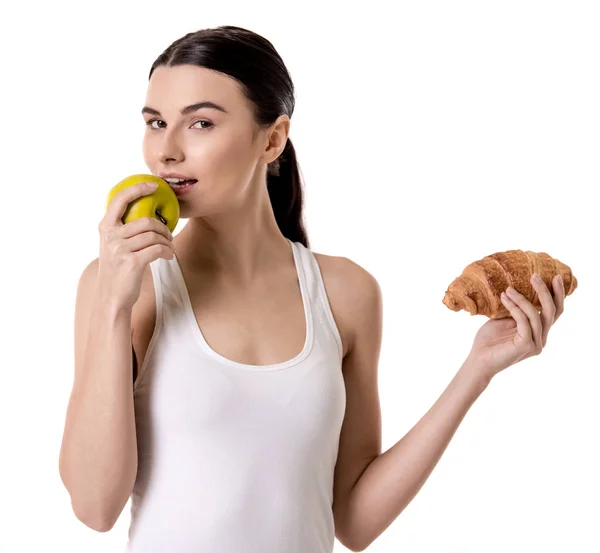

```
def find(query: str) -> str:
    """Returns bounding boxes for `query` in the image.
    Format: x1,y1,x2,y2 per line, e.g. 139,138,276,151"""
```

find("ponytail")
266,138,309,248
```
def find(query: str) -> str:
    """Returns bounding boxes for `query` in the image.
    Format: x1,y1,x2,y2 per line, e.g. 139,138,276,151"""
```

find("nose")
158,131,184,164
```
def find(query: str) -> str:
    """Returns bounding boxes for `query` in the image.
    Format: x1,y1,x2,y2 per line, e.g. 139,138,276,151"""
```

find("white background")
1,1,598,552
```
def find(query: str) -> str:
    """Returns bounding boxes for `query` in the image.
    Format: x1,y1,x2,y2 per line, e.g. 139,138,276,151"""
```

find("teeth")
164,177,188,183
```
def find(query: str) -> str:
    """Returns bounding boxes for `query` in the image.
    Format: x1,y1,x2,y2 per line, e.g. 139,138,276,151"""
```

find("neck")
174,186,290,284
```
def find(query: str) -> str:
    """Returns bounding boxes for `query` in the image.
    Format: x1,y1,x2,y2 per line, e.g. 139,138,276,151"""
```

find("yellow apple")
105,174,180,233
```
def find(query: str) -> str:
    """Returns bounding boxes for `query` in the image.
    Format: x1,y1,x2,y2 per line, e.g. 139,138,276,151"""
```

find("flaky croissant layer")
442,250,577,319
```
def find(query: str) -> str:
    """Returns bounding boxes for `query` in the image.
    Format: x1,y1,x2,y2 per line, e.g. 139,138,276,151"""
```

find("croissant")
442,250,577,319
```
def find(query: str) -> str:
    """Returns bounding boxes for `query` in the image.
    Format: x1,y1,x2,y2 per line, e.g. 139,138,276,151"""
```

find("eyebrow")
141,101,228,117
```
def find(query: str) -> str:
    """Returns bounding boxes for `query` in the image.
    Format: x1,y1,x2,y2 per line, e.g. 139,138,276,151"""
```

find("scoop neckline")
170,238,314,372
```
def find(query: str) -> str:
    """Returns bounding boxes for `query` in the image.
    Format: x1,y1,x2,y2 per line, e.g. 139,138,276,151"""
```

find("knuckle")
102,229,115,244
111,240,124,256
535,344,543,355
555,306,564,318
98,220,111,234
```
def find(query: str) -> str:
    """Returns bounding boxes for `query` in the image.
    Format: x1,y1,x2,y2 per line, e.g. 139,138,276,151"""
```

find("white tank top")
126,239,347,553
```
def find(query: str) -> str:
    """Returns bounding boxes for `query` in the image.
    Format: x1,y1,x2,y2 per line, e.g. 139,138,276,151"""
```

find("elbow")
72,500,118,533
60,472,117,532
336,525,372,552
347,539,371,552
59,459,131,533
340,538,371,552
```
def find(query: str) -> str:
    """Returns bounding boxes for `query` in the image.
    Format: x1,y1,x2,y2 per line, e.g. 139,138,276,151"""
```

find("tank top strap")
290,240,344,362
155,255,189,312
288,239,318,304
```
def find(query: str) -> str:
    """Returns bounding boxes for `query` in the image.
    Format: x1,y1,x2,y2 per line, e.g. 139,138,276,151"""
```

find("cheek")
142,134,154,165
188,131,254,175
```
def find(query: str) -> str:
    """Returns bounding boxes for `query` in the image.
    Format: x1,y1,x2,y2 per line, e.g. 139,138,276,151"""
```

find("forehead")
146,65,245,112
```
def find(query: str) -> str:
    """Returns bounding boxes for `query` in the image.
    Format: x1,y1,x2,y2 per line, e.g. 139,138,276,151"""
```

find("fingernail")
533,273,542,282
507,287,517,295
559,275,564,287
148,182,158,188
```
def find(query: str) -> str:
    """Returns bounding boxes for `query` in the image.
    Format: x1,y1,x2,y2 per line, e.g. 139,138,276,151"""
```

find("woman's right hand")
97,181,175,311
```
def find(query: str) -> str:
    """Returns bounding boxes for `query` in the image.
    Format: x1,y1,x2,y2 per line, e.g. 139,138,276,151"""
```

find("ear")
263,114,290,164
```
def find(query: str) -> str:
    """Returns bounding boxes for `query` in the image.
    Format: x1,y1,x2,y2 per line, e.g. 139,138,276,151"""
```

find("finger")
501,289,535,348
135,243,175,265
104,181,159,228
125,231,174,253
531,273,557,346
505,286,543,352
119,215,173,242
552,275,565,320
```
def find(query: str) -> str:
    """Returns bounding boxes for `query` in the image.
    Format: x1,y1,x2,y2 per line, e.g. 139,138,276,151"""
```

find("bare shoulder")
312,252,382,359
313,252,380,288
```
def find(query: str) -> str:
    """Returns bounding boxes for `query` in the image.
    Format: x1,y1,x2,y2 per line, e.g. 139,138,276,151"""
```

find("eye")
192,120,214,130
145,119,165,129
144,119,214,130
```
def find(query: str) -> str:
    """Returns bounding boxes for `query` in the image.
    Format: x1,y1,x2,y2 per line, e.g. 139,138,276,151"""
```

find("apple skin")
105,174,180,233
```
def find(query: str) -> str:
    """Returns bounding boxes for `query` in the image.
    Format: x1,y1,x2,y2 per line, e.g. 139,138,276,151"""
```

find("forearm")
344,359,491,550
59,297,138,529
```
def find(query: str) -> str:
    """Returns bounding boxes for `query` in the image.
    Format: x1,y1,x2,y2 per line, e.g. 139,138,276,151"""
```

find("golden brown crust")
442,250,578,319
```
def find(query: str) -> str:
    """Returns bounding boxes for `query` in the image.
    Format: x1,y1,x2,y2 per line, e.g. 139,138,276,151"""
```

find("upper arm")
332,259,383,548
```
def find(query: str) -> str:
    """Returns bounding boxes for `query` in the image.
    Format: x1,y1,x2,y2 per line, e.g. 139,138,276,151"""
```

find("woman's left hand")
466,273,566,382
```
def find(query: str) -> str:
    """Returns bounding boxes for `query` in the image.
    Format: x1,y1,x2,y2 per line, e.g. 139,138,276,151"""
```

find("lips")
170,179,197,185
169,181,197,196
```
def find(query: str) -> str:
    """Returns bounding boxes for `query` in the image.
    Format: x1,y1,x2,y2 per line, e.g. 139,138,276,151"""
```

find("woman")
58,25,566,553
